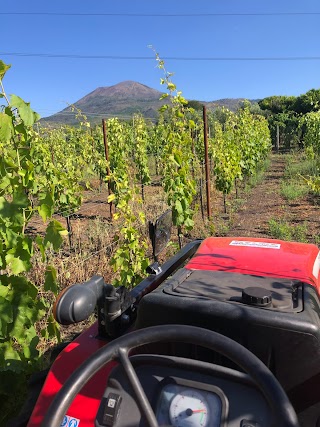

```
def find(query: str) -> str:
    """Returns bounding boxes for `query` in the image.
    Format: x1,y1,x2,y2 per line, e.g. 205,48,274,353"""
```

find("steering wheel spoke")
117,347,159,427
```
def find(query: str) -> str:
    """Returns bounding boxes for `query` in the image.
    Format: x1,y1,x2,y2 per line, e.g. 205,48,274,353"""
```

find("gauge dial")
169,388,209,427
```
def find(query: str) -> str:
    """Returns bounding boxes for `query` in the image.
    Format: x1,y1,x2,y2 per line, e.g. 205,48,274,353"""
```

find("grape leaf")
44,219,68,250
10,94,40,126
0,60,11,80
44,266,57,293
0,113,13,143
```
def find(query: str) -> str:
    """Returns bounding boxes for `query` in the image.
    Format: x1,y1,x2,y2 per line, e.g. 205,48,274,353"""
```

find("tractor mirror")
149,209,172,261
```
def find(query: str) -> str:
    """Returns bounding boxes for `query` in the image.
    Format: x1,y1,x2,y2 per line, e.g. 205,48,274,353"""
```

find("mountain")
41,81,258,125
41,81,167,125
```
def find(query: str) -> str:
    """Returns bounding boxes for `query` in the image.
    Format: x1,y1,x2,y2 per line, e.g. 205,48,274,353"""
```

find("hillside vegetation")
41,80,258,125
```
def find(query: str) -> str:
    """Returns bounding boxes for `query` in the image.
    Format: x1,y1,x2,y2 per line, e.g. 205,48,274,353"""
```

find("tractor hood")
185,237,320,289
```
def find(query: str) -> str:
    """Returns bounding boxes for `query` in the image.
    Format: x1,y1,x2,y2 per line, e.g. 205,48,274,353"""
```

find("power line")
1,12,320,17
1,52,320,61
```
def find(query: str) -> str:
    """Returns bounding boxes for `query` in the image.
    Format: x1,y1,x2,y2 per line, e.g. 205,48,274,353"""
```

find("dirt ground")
225,152,320,243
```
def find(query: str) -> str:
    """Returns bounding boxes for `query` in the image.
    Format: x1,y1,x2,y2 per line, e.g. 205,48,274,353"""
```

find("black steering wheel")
42,324,299,427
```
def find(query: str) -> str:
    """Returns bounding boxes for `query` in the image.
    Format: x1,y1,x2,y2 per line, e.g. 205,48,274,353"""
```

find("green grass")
280,151,320,202
268,219,308,242
243,158,271,192
280,181,309,201
284,155,319,180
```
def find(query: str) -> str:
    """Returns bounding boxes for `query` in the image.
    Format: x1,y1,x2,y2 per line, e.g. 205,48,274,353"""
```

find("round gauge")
169,388,209,427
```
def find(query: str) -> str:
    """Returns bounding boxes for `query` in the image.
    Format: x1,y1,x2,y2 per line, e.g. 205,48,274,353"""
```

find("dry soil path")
226,153,320,242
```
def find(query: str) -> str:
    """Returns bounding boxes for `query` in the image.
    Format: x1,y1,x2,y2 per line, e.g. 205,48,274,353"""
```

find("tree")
294,89,320,114
258,96,296,114
186,100,204,111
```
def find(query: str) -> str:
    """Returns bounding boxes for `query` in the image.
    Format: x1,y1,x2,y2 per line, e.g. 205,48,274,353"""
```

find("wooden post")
203,106,212,219
66,216,73,249
102,119,113,220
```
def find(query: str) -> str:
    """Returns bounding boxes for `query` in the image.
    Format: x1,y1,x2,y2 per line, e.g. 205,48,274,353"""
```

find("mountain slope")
41,81,258,125
42,81,167,125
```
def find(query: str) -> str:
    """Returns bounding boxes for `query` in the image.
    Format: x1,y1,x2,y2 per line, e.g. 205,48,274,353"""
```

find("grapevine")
153,50,196,234
132,114,151,186
106,118,149,288
0,60,67,396
211,104,271,203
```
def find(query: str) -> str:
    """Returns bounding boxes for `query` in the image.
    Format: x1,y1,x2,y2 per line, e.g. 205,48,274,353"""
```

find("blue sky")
1,0,320,118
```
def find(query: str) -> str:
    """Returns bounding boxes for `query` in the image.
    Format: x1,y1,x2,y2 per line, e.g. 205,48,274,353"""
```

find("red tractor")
25,212,320,426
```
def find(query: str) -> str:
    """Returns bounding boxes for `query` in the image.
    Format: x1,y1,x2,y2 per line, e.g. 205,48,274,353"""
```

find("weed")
215,222,231,237
243,158,271,193
284,157,319,180
207,217,231,237
280,181,309,201
230,198,246,213
268,219,308,242
313,235,320,246
293,223,309,243
268,219,292,240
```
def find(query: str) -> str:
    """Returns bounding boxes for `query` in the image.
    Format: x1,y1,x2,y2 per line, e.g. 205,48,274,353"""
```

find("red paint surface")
27,323,114,427
185,237,320,290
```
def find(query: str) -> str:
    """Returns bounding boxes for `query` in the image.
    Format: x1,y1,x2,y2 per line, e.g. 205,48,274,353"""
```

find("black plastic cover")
135,267,320,414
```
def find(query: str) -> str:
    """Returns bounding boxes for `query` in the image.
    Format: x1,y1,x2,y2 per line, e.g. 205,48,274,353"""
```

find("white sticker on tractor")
60,415,80,427
230,240,281,249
